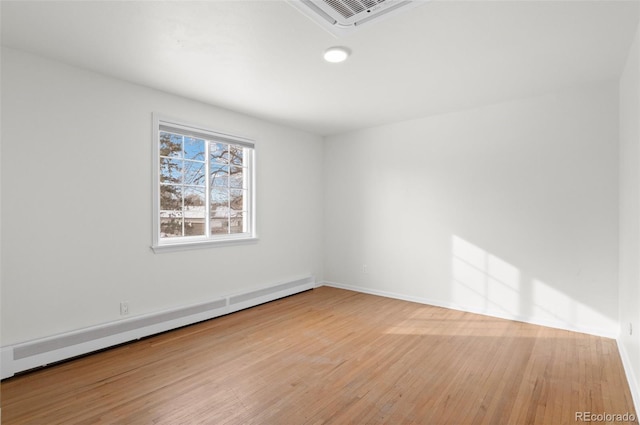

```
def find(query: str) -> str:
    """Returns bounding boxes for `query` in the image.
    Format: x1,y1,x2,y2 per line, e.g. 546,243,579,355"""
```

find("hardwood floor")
1,287,637,424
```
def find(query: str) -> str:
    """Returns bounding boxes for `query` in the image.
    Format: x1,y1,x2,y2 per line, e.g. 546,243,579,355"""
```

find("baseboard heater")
0,275,315,379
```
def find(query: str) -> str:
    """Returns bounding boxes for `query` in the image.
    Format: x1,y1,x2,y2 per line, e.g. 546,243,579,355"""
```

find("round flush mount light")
323,46,351,63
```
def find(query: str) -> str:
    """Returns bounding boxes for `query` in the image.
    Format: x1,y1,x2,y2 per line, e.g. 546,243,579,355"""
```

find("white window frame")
151,114,257,253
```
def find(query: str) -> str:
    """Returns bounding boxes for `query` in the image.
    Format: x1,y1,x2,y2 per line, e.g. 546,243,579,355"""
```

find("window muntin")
153,116,255,250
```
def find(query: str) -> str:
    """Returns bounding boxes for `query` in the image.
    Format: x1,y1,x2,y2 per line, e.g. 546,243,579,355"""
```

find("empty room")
1,0,639,424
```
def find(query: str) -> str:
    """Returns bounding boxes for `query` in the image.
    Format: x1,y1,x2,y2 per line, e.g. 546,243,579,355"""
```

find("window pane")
211,188,229,207
184,137,205,161
160,185,182,210
160,158,182,184
210,164,229,187
229,166,243,189
210,143,229,164
230,212,244,234
156,119,254,245
184,219,205,236
160,132,182,158
184,160,205,186
160,214,183,238
184,186,205,236
212,203,230,218
230,189,244,212
184,186,205,207
230,146,243,166
210,217,229,234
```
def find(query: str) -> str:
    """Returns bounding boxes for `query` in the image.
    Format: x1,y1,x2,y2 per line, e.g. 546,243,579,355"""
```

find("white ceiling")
1,0,639,136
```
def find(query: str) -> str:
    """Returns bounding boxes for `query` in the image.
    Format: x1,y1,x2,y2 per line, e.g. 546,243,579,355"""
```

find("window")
152,115,256,252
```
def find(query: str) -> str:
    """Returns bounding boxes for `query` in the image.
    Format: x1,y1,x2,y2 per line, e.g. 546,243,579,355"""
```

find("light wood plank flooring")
1,287,637,424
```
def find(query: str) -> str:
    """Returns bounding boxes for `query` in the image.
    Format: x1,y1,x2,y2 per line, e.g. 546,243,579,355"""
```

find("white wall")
324,81,620,337
0,47,324,346
619,24,640,407
0,29,636,403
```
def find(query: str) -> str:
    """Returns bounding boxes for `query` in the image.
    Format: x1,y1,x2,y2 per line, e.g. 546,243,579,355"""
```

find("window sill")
151,236,259,253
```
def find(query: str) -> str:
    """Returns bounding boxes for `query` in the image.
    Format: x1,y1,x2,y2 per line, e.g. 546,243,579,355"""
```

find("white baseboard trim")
1,275,315,380
322,281,618,339
617,339,640,414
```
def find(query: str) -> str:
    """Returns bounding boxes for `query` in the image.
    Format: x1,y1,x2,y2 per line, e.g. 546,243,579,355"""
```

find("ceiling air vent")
289,0,422,37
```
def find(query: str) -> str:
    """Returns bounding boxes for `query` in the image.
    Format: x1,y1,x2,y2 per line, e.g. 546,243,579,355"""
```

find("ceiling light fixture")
324,46,350,63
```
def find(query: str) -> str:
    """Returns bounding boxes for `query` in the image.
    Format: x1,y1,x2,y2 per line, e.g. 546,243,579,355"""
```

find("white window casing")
152,114,257,253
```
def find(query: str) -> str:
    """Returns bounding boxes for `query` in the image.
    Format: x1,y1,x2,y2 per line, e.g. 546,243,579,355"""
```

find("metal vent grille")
290,0,422,36
323,0,386,19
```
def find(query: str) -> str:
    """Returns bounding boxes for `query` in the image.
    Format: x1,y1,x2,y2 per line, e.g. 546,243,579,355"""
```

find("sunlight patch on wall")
532,278,616,332
450,235,617,336
531,278,573,326
452,235,520,316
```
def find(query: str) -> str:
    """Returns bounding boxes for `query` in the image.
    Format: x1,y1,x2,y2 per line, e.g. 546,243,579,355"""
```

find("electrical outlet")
120,302,129,316
630,323,633,336
362,264,368,274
